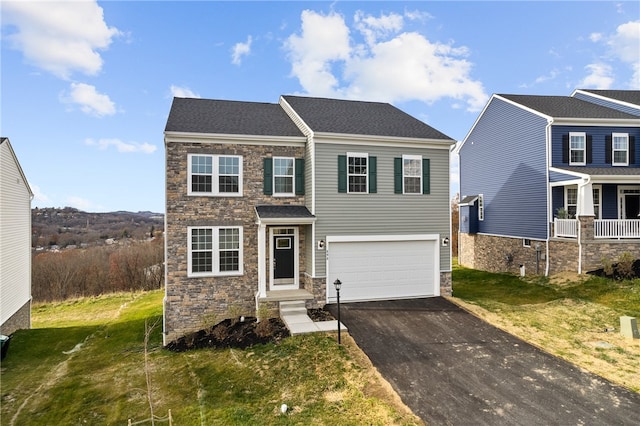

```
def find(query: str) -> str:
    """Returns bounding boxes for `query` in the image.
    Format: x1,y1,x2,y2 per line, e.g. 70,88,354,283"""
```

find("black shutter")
422,158,431,194
295,158,305,195
337,155,347,193
605,135,612,164
394,158,402,194
263,158,273,195
368,156,377,193
630,136,636,164
586,135,592,164
562,134,569,163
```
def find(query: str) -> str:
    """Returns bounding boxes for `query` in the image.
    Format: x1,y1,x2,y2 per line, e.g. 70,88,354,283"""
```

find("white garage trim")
326,234,440,304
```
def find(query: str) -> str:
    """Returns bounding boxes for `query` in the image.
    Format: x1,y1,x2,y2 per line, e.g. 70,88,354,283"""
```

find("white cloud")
284,10,487,111
607,21,640,88
170,85,200,98
2,0,120,79
231,35,253,65
67,195,95,211
31,184,51,205
579,63,615,89
85,138,157,154
589,32,603,42
61,83,116,117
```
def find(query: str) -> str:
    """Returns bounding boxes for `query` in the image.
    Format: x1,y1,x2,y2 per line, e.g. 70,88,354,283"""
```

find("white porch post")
577,179,594,217
257,222,267,298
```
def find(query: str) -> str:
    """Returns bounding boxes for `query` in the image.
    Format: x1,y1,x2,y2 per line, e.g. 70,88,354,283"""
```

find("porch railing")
594,219,640,239
554,219,578,238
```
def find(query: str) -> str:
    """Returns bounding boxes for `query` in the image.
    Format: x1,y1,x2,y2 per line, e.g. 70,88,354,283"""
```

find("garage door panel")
327,238,438,303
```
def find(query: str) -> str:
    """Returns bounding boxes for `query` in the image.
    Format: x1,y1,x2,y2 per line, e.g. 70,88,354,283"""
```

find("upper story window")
612,133,629,166
188,226,243,277
273,157,294,195
188,154,242,196
347,153,368,193
569,132,586,165
403,155,422,194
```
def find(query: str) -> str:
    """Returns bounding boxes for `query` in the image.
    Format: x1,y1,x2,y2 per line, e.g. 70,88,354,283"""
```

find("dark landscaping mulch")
587,259,640,280
165,317,290,352
166,307,336,352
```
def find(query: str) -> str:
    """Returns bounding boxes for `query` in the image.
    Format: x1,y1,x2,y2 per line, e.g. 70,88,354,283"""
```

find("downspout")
545,120,552,276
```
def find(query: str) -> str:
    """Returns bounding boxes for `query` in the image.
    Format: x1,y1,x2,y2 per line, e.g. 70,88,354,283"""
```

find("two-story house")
458,90,640,276
1,137,33,336
163,95,455,344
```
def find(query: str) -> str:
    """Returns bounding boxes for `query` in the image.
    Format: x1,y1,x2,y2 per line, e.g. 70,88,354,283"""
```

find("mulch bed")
165,308,336,352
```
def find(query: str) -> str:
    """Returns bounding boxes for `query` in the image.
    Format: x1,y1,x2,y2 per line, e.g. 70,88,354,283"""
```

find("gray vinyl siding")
313,142,451,276
460,97,548,240
573,92,640,116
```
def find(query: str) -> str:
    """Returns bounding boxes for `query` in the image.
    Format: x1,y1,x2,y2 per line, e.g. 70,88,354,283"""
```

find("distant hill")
32,207,164,248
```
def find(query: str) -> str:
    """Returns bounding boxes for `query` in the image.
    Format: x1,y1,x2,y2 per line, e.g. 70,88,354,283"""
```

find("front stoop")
279,300,347,336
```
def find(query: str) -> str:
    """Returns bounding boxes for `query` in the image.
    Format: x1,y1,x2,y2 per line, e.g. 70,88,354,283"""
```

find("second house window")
348,153,368,193
273,157,294,195
188,154,242,196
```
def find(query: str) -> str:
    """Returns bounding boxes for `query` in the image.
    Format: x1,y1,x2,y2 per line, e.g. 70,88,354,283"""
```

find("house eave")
313,132,455,149
551,117,640,126
164,131,307,147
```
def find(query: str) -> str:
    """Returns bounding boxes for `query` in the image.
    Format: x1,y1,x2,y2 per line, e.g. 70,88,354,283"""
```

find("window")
569,132,586,165
523,239,531,247
593,185,601,219
347,153,368,193
188,154,242,196
612,133,629,166
403,155,422,194
478,194,484,221
188,226,243,276
565,187,577,218
273,157,294,195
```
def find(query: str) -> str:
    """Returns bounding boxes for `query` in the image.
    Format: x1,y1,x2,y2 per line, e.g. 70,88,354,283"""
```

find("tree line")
32,238,164,302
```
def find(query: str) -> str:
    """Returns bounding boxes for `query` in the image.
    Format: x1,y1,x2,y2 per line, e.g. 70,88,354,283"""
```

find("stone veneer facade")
164,142,306,342
459,215,640,276
0,300,30,336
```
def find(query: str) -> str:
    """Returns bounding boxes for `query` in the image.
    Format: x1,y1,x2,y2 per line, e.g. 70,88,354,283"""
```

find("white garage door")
326,235,440,303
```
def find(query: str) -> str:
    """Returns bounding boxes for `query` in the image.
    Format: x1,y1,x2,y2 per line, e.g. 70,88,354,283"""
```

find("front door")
624,194,640,218
270,227,298,290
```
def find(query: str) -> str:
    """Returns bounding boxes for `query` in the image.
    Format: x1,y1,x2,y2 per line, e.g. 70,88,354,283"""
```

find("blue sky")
2,1,639,213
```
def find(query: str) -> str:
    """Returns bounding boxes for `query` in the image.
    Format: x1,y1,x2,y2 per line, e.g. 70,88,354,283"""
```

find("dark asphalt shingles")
328,298,640,425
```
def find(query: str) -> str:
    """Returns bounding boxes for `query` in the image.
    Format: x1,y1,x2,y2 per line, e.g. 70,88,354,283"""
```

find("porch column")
577,180,594,217
257,222,267,298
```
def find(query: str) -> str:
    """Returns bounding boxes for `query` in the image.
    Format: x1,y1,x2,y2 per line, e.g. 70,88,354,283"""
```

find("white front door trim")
269,226,299,291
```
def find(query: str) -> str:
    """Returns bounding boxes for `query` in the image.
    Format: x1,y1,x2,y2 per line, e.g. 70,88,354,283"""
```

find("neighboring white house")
1,137,33,335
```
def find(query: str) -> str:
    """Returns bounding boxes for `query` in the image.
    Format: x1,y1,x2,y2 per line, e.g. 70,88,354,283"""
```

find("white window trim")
569,132,586,166
187,154,243,197
565,186,578,219
478,194,484,221
402,154,422,195
187,226,244,277
347,152,368,194
592,184,602,219
523,239,531,247
612,133,629,166
272,156,295,196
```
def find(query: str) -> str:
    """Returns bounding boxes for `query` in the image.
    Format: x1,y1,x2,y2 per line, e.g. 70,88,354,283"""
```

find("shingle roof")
558,167,640,176
255,205,315,219
578,90,640,106
165,97,305,137
282,95,454,140
498,94,639,120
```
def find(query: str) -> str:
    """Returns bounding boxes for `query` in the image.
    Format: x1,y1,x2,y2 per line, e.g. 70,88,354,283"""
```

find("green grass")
1,290,419,425
453,263,640,317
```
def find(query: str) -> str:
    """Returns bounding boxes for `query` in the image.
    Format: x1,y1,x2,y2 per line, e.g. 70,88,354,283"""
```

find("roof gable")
165,97,305,137
282,95,454,140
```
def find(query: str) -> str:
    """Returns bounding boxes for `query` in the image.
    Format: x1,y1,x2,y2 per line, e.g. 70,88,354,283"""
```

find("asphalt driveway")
327,297,640,425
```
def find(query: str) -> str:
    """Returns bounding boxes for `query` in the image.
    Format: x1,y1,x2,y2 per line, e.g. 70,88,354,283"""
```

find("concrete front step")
279,300,347,336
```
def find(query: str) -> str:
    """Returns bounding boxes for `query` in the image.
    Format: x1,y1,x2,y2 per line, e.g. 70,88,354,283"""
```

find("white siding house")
0,137,33,335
